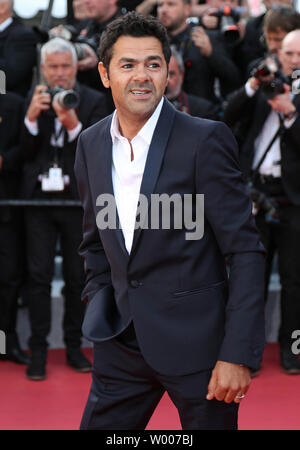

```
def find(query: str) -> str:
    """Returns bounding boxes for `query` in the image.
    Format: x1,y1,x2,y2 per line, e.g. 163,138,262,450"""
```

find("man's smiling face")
98,35,169,125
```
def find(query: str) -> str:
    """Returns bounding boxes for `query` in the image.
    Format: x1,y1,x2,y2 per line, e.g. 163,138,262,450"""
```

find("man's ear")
98,62,110,88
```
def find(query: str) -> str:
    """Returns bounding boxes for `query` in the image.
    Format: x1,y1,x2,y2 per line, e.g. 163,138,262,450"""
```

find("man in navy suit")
74,12,265,430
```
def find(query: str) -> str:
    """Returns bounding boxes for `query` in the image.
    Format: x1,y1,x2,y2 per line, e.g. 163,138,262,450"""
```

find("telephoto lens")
52,88,80,109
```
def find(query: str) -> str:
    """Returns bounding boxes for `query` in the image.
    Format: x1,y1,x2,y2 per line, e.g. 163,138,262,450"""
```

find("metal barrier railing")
0,200,82,207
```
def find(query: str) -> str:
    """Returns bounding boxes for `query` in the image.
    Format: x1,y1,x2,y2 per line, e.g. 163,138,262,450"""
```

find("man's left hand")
52,100,79,131
206,360,251,403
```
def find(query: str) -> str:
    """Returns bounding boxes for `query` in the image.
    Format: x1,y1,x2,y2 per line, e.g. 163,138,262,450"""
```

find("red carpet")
0,343,299,430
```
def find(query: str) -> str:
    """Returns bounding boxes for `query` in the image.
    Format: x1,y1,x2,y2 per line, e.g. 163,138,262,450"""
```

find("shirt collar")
0,17,13,32
110,97,164,146
290,76,300,100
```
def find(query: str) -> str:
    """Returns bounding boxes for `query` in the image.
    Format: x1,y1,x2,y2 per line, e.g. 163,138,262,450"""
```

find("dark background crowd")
1,0,300,379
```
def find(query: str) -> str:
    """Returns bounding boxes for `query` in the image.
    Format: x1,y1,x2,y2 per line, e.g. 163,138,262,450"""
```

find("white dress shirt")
110,97,164,254
245,79,298,178
24,116,82,147
0,17,13,33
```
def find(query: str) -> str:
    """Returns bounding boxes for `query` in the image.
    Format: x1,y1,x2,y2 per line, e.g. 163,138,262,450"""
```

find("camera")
260,72,291,100
247,179,280,223
44,87,80,110
251,59,275,79
189,6,242,44
251,57,291,100
213,6,242,44
33,25,98,61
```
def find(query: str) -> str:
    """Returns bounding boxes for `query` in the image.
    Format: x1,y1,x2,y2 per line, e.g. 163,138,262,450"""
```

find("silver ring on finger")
235,394,245,399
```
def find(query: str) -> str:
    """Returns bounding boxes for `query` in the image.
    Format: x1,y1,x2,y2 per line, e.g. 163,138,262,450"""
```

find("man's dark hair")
98,12,171,71
264,7,300,33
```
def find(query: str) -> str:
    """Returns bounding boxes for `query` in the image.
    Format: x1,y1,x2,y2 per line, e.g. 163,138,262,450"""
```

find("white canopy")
14,0,67,19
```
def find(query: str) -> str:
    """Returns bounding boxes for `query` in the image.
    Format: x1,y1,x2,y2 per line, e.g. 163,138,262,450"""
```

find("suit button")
130,280,142,288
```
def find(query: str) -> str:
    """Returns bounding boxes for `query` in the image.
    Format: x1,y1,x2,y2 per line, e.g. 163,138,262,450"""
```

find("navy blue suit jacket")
74,98,265,375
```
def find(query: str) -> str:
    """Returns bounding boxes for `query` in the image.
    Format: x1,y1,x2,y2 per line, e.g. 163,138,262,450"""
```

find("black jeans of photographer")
25,206,86,352
254,176,300,351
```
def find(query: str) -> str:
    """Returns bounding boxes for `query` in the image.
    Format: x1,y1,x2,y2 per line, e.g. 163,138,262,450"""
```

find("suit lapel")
87,115,128,261
102,119,129,258
99,99,176,259
130,99,176,257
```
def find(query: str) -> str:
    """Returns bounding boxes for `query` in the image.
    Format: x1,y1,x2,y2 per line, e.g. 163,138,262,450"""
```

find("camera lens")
54,90,79,109
220,16,240,44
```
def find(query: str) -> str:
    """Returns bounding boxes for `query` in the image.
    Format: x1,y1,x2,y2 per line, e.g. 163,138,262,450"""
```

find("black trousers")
0,214,23,344
80,323,239,430
25,207,86,351
255,192,300,350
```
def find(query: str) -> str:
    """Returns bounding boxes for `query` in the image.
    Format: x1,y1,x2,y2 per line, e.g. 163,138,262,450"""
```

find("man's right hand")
26,85,51,122
248,76,261,90
191,26,213,57
201,8,219,29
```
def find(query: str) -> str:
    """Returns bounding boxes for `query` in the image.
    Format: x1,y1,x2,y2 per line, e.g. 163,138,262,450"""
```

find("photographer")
48,0,123,114
223,29,300,375
237,0,295,78
157,0,242,104
21,38,110,381
0,0,37,96
165,45,220,119
196,0,249,80
75,0,123,112
0,91,29,366
200,0,249,34
245,7,300,79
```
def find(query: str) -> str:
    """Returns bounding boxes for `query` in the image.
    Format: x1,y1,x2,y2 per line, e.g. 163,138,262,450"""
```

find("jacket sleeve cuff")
24,116,38,135
218,340,265,371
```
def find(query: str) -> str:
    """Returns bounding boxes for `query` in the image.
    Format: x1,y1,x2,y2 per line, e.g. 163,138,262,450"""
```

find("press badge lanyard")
51,122,66,167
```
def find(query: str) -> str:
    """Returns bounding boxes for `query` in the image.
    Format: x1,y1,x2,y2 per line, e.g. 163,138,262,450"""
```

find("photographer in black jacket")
75,0,124,112
0,0,37,96
21,37,110,381
237,0,295,78
246,7,300,78
165,45,220,119
223,30,300,375
157,0,242,104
